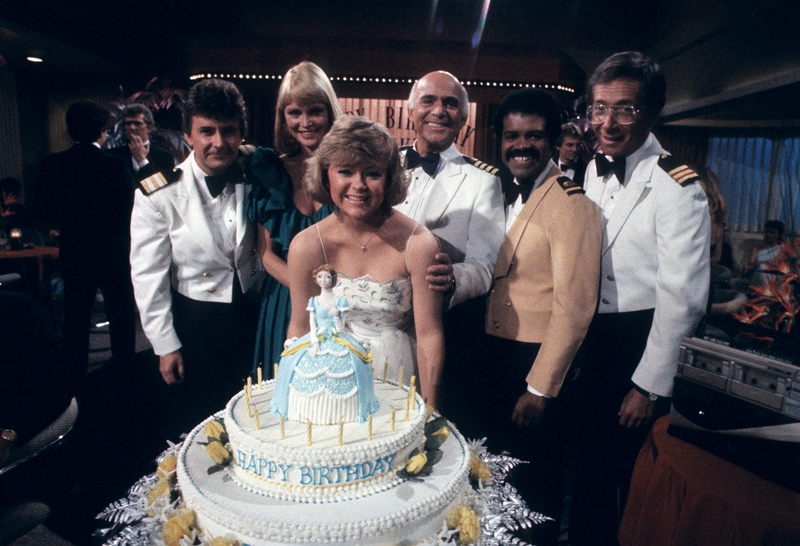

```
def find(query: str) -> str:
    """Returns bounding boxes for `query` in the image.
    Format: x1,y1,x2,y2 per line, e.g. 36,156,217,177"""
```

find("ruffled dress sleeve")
246,147,295,251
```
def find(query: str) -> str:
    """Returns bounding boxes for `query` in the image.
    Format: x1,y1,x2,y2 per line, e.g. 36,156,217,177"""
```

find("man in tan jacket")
482,88,602,545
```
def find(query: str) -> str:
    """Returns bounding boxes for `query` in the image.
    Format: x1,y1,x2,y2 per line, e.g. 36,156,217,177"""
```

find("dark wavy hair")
493,88,562,147
182,79,247,137
66,101,110,143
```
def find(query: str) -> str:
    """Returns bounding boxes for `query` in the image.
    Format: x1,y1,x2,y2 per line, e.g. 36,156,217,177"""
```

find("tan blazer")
486,164,602,396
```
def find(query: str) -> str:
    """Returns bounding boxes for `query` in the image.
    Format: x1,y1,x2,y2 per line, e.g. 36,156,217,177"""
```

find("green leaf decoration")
424,416,448,437
207,464,224,475
425,449,443,467
425,434,446,451
219,432,229,445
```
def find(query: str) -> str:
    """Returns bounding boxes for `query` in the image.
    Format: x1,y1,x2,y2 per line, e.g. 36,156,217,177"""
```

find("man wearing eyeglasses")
568,51,710,546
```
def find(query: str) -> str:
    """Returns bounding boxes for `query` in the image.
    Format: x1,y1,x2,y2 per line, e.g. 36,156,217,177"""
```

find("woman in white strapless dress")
282,116,444,409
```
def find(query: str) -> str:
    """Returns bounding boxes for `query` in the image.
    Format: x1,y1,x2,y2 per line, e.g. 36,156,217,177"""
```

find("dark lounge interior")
1,1,800,545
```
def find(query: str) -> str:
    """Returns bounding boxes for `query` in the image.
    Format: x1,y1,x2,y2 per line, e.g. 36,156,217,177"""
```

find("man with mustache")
108,103,175,183
130,79,261,438
569,52,710,545
482,88,602,545
396,71,505,426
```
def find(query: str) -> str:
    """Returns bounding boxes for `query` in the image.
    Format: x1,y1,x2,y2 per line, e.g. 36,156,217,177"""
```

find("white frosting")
226,380,428,502
178,410,472,545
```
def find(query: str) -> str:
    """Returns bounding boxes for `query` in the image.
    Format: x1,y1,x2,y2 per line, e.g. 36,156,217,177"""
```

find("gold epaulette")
462,155,500,176
239,144,257,157
657,155,700,187
138,167,182,195
556,176,585,196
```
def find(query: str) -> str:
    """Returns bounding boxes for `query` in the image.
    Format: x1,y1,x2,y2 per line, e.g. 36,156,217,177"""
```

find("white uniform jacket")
397,143,505,309
130,153,260,356
584,133,710,397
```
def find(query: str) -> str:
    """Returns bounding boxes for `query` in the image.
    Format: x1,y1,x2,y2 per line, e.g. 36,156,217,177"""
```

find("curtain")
707,136,799,234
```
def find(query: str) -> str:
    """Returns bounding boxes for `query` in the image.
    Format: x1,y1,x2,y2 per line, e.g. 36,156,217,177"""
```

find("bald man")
395,71,505,428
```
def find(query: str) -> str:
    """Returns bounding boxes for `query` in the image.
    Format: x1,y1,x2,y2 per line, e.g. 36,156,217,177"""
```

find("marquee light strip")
189,73,574,93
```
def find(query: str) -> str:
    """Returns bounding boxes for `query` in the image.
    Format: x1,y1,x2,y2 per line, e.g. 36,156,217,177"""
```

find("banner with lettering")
339,98,477,156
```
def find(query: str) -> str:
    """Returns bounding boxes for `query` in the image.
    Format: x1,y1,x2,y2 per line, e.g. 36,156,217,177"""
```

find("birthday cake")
175,377,473,545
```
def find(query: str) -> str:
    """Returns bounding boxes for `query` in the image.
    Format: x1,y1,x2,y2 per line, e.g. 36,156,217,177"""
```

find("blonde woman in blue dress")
284,116,445,411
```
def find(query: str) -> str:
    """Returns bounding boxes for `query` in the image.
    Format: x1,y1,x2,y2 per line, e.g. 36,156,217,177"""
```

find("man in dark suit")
555,121,587,185
38,101,137,392
482,89,602,545
108,103,175,182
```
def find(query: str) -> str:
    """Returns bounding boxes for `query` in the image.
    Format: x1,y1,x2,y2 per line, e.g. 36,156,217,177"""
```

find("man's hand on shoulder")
512,391,547,428
618,387,655,429
426,252,455,293
159,350,184,384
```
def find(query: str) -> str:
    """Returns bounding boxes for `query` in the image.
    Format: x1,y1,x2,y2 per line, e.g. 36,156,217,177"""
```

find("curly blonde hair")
304,115,407,214
274,61,342,155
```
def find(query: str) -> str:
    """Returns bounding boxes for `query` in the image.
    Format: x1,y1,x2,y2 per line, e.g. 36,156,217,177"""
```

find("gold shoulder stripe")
557,175,585,195
138,167,181,195
657,154,700,187
462,155,500,175
238,143,257,157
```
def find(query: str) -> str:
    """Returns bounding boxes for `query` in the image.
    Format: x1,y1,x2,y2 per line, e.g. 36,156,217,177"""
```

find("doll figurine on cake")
270,264,379,425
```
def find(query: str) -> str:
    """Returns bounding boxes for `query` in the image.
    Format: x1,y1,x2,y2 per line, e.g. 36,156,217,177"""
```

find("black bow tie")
595,153,626,182
502,177,534,205
405,148,440,177
205,163,243,198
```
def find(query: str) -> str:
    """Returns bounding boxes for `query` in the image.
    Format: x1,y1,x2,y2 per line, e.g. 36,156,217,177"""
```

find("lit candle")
382,360,388,383
279,415,285,440
390,407,396,432
254,407,260,430
367,415,373,441
257,366,263,389
307,420,313,446
338,420,344,447
398,365,404,389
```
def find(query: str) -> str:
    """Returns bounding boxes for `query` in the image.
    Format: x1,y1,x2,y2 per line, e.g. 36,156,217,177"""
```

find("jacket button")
491,288,495,294
202,272,210,277
251,269,257,275
227,267,234,272
505,300,511,306
208,287,216,293
493,321,500,329
607,275,615,282
602,298,609,304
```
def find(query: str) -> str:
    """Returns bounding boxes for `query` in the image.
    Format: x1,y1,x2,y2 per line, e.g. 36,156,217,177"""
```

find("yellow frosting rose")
205,441,231,465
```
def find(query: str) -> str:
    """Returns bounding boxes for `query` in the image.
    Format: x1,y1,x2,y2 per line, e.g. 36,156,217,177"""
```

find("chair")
0,397,78,546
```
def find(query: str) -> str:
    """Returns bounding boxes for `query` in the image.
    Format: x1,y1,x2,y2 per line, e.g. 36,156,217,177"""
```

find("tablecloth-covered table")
619,416,800,546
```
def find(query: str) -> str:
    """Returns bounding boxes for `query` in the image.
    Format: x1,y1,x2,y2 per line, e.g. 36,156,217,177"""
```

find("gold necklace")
342,222,378,252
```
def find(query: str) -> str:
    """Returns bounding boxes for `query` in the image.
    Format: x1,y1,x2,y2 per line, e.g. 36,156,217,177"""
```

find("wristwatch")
633,384,659,402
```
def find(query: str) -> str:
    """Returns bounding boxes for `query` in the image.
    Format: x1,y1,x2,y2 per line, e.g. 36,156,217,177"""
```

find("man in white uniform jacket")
130,79,260,437
394,71,505,425
568,52,711,546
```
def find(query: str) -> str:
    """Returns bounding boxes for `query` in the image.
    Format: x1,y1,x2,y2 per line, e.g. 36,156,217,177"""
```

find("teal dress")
246,148,335,377
270,296,379,424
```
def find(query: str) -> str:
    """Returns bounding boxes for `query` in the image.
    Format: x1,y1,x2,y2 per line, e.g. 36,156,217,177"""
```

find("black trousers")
61,252,136,390
567,309,670,546
165,280,257,439
477,334,566,546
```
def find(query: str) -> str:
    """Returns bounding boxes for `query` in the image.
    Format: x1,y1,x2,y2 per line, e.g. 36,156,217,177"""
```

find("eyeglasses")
587,105,644,125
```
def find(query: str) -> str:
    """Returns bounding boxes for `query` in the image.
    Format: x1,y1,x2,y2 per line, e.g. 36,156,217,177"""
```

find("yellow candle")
338,420,344,447
382,360,388,383
273,362,278,379
410,375,416,389
405,385,415,421
307,420,313,446
367,415,373,441
390,407,396,432
279,415,285,440
254,407,260,430
246,398,251,418
398,365,405,389
257,366,263,389
246,376,252,393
